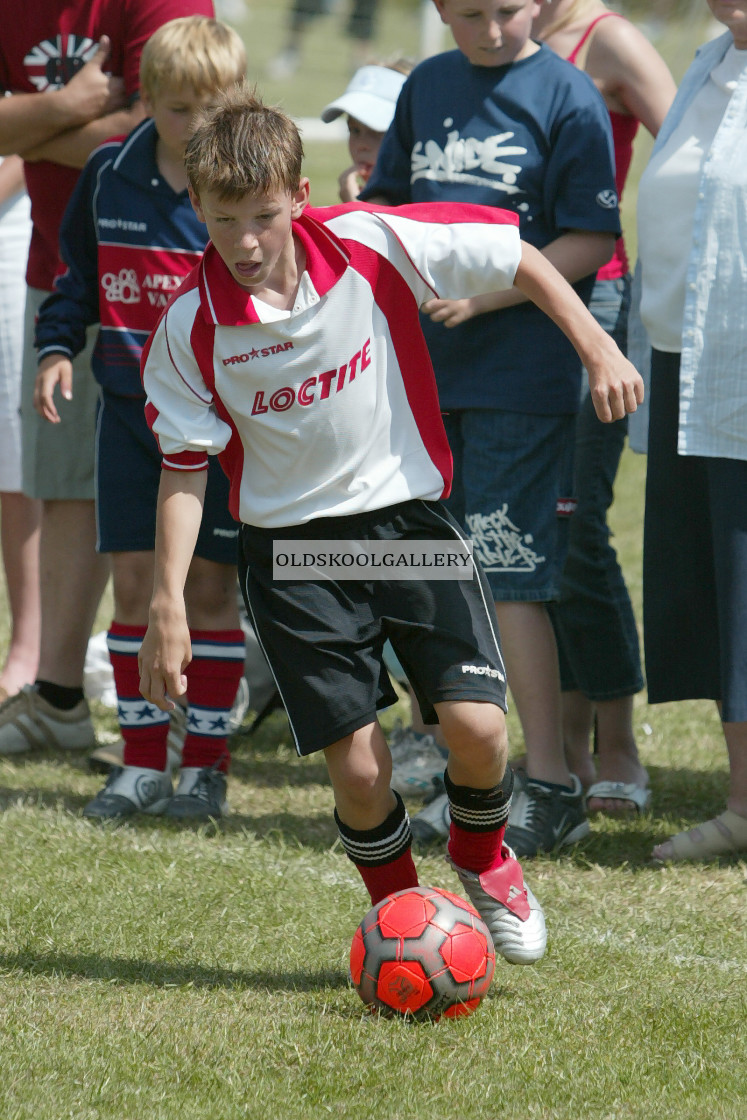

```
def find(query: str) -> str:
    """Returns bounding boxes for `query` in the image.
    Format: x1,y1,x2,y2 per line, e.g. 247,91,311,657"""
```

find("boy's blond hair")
185,86,304,200
140,16,247,102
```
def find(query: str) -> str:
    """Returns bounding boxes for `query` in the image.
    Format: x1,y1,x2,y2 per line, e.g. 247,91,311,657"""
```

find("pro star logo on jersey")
222,342,294,366
24,35,98,92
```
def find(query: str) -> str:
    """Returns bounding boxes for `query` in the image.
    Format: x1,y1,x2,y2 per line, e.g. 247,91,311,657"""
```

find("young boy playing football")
138,86,642,964
33,17,247,822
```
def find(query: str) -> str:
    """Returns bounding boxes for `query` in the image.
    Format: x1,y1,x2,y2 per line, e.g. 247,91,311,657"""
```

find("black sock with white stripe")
445,766,514,874
335,791,419,905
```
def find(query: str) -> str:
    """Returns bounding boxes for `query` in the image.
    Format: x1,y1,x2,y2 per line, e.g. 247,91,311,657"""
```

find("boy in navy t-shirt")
361,0,621,856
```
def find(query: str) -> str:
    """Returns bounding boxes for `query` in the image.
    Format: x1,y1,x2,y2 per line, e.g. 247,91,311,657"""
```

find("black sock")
35,680,85,711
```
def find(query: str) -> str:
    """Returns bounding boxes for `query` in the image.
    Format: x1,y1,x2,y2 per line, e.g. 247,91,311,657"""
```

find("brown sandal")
652,810,747,862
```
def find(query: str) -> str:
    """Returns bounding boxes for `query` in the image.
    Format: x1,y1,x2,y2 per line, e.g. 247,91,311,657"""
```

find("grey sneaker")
88,705,187,774
83,765,172,820
410,789,450,844
163,766,228,820
389,727,447,800
0,685,96,755
505,774,589,858
448,847,547,965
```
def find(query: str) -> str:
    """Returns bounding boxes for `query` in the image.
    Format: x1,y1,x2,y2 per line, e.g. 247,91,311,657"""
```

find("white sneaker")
0,685,96,755
410,790,451,843
83,765,172,820
448,846,547,965
389,726,447,799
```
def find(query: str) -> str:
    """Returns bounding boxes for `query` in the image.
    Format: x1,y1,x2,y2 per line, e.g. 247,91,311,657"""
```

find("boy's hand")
338,165,365,202
587,346,644,423
34,355,74,423
421,297,479,327
138,609,192,712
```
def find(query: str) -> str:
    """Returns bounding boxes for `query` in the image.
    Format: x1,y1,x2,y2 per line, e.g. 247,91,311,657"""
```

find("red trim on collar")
197,210,351,327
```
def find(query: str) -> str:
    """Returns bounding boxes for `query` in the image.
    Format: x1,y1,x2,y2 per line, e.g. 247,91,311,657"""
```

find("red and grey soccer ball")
350,885,495,1021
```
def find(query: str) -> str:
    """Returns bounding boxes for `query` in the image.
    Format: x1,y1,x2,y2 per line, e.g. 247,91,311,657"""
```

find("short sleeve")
142,294,232,466
543,77,621,236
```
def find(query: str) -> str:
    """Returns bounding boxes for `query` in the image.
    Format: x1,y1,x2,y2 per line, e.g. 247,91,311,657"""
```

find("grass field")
1,6,745,1119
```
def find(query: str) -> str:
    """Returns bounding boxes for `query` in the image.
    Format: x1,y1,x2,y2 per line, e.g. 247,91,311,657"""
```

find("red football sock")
335,793,419,906
443,768,513,874
356,849,419,907
447,822,507,874
108,621,169,771
182,628,245,772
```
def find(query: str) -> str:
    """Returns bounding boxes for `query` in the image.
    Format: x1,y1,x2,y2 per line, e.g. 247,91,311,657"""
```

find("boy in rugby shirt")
34,18,247,821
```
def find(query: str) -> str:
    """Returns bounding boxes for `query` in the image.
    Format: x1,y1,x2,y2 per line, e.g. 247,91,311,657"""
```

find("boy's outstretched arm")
511,241,643,423
138,468,207,711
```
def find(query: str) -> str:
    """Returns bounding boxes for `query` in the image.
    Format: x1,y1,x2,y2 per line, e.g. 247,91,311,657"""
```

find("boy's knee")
437,700,508,761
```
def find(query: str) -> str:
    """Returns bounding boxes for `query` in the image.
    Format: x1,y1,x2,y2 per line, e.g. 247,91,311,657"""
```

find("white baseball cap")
321,65,408,133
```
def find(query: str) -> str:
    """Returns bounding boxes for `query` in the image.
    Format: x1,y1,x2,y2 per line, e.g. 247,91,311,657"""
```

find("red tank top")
568,12,638,279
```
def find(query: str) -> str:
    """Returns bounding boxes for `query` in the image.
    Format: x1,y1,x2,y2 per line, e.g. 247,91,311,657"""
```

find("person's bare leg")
560,689,597,791
110,551,153,627
36,499,110,687
587,694,648,813
325,721,395,829
0,490,41,696
495,601,571,786
436,698,507,788
184,555,240,631
724,718,747,819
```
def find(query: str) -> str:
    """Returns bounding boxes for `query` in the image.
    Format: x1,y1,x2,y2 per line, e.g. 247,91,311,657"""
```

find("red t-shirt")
0,0,214,290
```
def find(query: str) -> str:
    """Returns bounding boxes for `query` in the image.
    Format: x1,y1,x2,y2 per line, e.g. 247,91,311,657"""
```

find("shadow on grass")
0,949,349,993
229,750,330,788
0,761,737,869
0,784,91,814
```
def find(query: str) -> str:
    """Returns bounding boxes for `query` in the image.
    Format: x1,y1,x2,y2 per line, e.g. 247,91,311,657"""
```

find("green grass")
1,10,746,1119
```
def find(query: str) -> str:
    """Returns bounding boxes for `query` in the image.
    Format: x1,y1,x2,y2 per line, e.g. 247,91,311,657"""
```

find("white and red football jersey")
142,202,521,528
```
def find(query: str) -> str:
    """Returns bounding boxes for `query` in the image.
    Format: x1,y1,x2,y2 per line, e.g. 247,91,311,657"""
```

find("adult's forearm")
0,153,25,204
0,91,89,156
21,104,146,169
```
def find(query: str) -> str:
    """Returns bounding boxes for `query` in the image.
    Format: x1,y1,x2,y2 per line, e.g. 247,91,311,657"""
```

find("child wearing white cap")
321,62,410,202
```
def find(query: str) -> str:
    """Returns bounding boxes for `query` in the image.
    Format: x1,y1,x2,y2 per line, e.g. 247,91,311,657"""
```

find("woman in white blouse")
637,0,747,860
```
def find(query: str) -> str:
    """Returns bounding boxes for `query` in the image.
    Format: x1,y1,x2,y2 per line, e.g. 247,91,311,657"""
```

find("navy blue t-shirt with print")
360,43,620,415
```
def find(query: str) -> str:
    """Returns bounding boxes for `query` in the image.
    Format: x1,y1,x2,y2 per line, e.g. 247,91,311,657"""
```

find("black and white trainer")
163,766,228,820
505,774,589,858
83,765,172,820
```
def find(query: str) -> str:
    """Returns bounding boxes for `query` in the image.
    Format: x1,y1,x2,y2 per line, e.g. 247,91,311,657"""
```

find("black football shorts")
239,499,507,755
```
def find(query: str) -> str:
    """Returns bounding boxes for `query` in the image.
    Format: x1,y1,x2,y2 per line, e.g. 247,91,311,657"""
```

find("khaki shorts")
21,287,99,500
